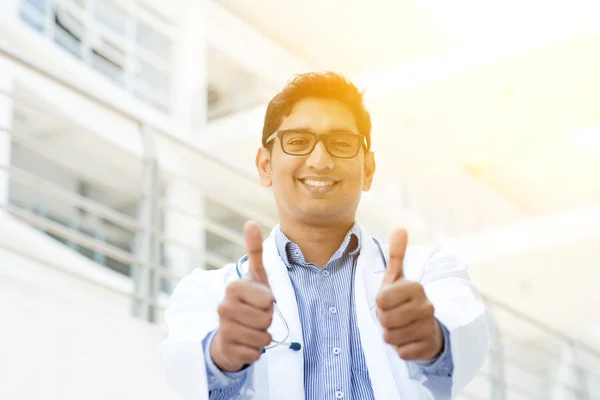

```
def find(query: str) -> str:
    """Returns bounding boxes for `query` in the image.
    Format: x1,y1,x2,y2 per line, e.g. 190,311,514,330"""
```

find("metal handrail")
487,348,585,395
3,201,231,278
158,169,278,229
497,329,600,382
1,163,142,232
4,203,137,265
482,294,600,360
0,125,140,198
159,201,245,247
0,159,242,270
0,241,170,310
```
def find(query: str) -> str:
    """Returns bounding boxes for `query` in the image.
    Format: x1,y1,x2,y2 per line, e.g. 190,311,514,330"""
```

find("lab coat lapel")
354,225,403,400
355,225,436,400
262,233,305,400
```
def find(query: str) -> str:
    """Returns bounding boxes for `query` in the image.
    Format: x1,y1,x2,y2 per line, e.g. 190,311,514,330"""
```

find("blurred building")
1,0,599,399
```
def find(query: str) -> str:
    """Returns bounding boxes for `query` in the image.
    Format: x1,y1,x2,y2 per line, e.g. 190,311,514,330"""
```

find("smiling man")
160,72,494,400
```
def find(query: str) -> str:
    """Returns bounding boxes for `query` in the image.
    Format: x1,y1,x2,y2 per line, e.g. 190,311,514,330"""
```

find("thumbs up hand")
376,229,444,362
210,221,275,372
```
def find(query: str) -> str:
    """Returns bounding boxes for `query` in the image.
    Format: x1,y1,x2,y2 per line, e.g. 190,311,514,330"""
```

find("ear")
255,147,273,188
363,150,376,191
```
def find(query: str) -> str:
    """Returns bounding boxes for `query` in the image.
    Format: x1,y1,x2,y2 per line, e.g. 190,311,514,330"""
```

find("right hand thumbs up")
244,221,269,287
210,220,275,372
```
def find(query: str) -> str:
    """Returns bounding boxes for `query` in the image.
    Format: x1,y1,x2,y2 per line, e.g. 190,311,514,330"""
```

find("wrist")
210,331,245,373
418,320,444,362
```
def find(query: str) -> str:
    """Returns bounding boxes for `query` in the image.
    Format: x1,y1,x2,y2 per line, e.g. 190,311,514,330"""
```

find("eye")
288,138,309,145
332,141,351,147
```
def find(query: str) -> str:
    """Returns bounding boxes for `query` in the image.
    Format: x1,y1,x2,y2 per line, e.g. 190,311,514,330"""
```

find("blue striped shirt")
202,224,453,399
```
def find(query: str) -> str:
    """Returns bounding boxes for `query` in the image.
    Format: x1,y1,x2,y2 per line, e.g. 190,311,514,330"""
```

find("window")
19,0,175,114
19,0,46,32
53,5,84,58
91,35,126,84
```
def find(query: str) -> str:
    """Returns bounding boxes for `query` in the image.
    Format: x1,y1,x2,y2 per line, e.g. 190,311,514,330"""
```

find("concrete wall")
0,214,179,399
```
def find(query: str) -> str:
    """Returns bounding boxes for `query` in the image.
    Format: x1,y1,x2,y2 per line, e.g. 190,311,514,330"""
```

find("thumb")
244,220,269,287
382,228,407,286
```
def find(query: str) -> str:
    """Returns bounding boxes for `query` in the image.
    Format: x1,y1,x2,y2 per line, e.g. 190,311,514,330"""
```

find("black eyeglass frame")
265,129,369,159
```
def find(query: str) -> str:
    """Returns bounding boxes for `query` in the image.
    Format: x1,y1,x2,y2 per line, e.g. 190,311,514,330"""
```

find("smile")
301,179,337,187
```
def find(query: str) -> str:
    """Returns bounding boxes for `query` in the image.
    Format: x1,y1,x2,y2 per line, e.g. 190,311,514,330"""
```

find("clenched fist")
210,221,275,372
376,229,444,362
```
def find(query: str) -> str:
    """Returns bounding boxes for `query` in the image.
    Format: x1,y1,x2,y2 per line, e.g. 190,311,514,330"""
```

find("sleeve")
418,246,495,399
202,329,249,398
411,320,454,378
159,268,240,400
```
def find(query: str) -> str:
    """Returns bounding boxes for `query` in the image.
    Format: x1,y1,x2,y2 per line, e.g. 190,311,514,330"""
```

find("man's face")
256,97,375,225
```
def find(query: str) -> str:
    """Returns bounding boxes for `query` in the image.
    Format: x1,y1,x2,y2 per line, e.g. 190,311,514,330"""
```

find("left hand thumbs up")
381,228,407,286
376,228,444,362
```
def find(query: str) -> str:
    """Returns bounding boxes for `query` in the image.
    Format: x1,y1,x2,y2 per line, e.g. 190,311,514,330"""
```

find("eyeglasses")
265,129,368,159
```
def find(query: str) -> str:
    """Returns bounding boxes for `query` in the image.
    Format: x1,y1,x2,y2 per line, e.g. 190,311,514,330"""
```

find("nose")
305,141,334,170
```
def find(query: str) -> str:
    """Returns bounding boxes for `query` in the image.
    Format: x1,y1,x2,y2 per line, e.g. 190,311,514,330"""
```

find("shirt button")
329,306,337,314
332,347,341,355
335,391,344,399
323,269,330,277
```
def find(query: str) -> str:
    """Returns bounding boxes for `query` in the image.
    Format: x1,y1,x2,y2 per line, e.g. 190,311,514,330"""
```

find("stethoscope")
235,237,387,354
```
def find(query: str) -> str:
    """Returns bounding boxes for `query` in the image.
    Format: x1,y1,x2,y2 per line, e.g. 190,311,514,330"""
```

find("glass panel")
19,7,45,33
54,24,82,59
23,0,46,13
91,52,124,84
53,6,83,58
54,7,84,38
135,57,169,94
136,21,171,60
93,0,128,35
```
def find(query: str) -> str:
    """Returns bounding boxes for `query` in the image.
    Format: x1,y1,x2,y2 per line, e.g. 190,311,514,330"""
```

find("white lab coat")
160,224,495,399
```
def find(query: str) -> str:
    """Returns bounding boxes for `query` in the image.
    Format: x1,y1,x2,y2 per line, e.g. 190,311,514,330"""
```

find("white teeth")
302,179,335,187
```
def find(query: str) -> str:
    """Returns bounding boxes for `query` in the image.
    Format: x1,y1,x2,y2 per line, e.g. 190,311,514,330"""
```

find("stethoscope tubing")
234,237,387,353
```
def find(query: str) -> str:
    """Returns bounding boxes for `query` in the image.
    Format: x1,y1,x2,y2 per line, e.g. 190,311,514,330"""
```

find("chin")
298,203,352,224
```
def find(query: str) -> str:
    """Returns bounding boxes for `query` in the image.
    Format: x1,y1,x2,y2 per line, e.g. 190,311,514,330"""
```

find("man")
160,72,494,399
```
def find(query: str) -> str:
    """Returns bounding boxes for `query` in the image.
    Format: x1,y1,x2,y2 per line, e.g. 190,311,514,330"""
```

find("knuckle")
423,302,435,317
376,294,388,309
258,289,275,306
378,311,390,328
244,348,261,363
226,281,242,296
217,302,232,317
259,297,273,309
263,332,272,346
408,282,423,295
260,313,273,330
250,349,262,362
397,347,412,360
383,330,394,344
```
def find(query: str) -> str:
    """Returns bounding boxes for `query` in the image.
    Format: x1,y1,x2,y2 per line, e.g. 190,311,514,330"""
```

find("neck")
279,217,356,267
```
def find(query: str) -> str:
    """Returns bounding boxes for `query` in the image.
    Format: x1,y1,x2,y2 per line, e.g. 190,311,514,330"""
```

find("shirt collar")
274,223,362,269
